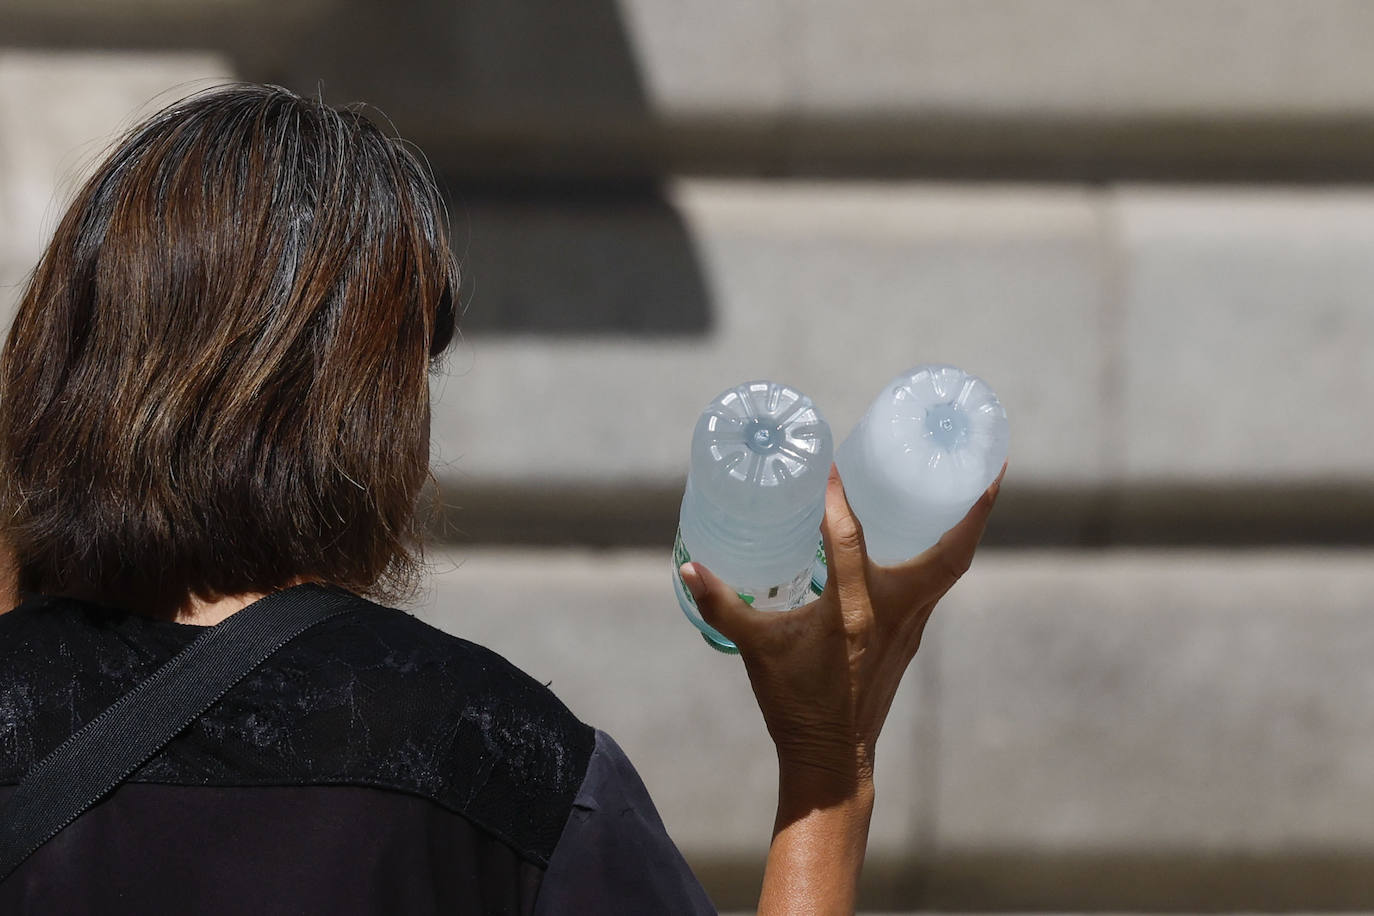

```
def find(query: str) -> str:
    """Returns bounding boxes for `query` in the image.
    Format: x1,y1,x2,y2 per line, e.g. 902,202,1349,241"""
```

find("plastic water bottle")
818,364,1008,580
672,380,833,653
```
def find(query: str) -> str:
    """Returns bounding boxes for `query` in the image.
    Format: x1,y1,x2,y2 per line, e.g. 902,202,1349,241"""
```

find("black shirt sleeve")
533,730,718,915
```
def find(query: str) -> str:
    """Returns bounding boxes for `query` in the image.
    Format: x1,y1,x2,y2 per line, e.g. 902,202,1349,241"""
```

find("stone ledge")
431,180,1106,490
1115,188,1374,480
12,2,1374,120
14,5,1374,177
929,550,1374,851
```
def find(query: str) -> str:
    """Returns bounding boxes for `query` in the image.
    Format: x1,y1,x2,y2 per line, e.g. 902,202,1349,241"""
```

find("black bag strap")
0,583,357,882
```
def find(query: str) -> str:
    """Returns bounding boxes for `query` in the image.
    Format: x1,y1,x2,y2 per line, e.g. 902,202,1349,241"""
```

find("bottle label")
810,540,828,596
673,527,814,613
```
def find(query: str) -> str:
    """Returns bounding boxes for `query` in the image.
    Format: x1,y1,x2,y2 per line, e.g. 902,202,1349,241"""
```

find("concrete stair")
5,17,1374,911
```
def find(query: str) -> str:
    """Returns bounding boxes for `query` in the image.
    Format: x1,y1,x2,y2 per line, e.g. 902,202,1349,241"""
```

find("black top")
0,590,717,914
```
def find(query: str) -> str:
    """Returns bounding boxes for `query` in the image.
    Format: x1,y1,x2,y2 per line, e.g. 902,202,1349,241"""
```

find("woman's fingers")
818,463,880,636
685,461,1005,646
679,561,769,648
887,461,1006,602
819,464,869,592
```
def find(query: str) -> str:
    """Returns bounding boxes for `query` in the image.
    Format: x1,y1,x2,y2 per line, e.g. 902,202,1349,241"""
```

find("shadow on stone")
2,0,714,336
446,178,711,336
422,478,1374,549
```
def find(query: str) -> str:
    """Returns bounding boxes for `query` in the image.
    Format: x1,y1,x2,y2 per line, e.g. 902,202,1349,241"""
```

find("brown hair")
0,84,457,615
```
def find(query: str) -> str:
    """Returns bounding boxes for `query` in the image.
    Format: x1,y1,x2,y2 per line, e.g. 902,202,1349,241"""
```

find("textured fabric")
0,591,594,866
0,592,717,913
0,583,358,883
0,596,719,911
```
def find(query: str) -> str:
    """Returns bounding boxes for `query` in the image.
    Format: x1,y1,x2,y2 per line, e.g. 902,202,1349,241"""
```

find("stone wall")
2,3,1373,908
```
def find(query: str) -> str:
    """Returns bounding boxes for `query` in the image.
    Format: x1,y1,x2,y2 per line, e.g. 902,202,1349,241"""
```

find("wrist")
775,758,875,833
776,745,876,806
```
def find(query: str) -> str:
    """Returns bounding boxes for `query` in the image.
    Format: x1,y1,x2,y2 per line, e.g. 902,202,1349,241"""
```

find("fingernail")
679,563,705,601
990,462,1007,498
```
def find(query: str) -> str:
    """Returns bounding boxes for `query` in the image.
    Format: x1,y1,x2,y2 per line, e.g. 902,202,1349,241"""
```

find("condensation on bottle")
814,364,1008,588
672,380,832,653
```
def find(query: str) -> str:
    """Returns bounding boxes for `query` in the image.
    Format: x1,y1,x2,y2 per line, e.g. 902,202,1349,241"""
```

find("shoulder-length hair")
0,84,457,615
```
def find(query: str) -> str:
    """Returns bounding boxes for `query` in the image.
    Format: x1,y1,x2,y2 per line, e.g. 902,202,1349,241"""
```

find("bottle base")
701,631,741,654
671,547,741,653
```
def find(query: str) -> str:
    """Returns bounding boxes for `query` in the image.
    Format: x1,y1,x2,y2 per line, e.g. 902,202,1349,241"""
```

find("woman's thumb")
679,561,762,647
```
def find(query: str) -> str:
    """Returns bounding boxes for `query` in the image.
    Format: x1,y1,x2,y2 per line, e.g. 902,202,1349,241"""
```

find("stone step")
431,181,1104,490
412,547,1374,911
430,180,1374,493
1116,186,1374,482
13,2,1374,122
10,5,1374,177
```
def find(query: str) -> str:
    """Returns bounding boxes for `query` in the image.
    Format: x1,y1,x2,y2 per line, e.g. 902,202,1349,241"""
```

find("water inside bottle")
831,364,1009,567
691,381,831,527
879,366,1007,506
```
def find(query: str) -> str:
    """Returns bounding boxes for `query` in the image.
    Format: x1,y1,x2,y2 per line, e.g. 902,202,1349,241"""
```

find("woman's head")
0,83,457,615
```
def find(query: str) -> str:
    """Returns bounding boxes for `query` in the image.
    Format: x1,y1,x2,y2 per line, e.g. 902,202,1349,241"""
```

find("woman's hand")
679,461,1005,798
680,461,1004,914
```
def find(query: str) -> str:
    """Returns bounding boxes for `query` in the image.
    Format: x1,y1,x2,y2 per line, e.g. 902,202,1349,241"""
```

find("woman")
0,84,1001,914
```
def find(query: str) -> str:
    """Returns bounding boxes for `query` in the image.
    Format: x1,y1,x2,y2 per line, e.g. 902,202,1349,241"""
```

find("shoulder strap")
0,583,358,882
